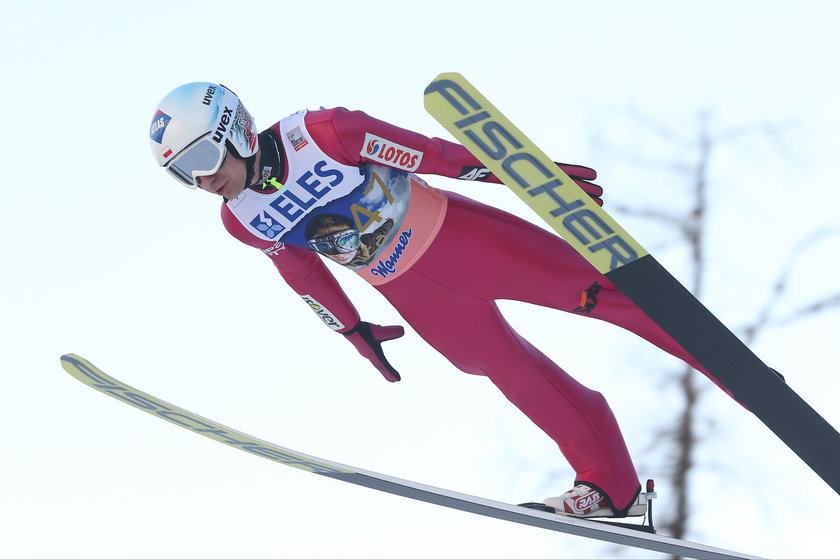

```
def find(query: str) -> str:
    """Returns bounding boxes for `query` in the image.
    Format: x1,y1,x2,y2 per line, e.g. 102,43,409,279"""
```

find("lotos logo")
150,110,171,144
366,138,380,155
361,133,423,172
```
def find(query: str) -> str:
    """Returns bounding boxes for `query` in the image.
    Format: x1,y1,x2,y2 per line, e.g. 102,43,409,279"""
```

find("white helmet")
149,82,258,188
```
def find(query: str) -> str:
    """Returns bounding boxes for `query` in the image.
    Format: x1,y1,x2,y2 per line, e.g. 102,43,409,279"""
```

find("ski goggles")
307,229,361,255
166,134,227,188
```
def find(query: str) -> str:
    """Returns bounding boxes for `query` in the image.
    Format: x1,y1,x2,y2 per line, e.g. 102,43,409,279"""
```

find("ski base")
60,353,762,560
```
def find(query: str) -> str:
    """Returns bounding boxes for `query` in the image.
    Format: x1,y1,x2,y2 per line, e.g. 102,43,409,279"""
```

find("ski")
61,353,760,560
423,72,840,496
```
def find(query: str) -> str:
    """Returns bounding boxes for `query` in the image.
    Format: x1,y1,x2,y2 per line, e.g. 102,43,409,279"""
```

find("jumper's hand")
342,322,405,382
556,163,604,207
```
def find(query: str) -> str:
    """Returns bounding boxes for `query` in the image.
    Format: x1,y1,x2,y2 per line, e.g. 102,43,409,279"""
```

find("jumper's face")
197,152,248,199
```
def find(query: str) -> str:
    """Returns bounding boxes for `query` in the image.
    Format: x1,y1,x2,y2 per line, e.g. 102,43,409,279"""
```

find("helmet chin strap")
223,139,260,191
243,153,258,188
246,129,283,190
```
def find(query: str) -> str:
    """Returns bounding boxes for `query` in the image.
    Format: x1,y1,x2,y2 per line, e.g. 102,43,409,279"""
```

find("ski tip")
429,71,463,81
423,72,467,96
60,353,76,370
59,353,89,375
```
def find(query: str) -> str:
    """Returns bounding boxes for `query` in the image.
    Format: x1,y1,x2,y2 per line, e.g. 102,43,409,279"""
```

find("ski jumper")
220,107,721,512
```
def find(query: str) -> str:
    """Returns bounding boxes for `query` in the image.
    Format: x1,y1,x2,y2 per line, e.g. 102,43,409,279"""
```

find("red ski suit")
220,107,718,512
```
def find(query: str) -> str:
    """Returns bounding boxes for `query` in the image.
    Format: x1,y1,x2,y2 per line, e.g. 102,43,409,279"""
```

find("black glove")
342,322,405,382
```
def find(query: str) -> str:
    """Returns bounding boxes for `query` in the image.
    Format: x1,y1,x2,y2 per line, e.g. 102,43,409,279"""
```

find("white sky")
3,0,839,558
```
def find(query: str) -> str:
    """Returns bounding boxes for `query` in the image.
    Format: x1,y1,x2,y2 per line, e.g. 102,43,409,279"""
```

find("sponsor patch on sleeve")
361,133,423,171
300,295,345,330
458,166,493,181
261,240,286,256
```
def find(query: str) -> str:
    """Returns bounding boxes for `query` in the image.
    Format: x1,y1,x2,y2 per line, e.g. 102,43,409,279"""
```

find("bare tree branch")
740,228,840,344
606,108,824,550
611,204,685,227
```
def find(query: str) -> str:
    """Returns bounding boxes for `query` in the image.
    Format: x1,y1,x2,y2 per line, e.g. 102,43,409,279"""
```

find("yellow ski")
60,353,761,559
424,72,840,496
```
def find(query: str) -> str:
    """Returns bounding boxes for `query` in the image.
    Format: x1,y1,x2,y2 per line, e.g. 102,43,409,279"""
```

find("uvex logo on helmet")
361,133,423,172
212,106,234,144
202,84,217,105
